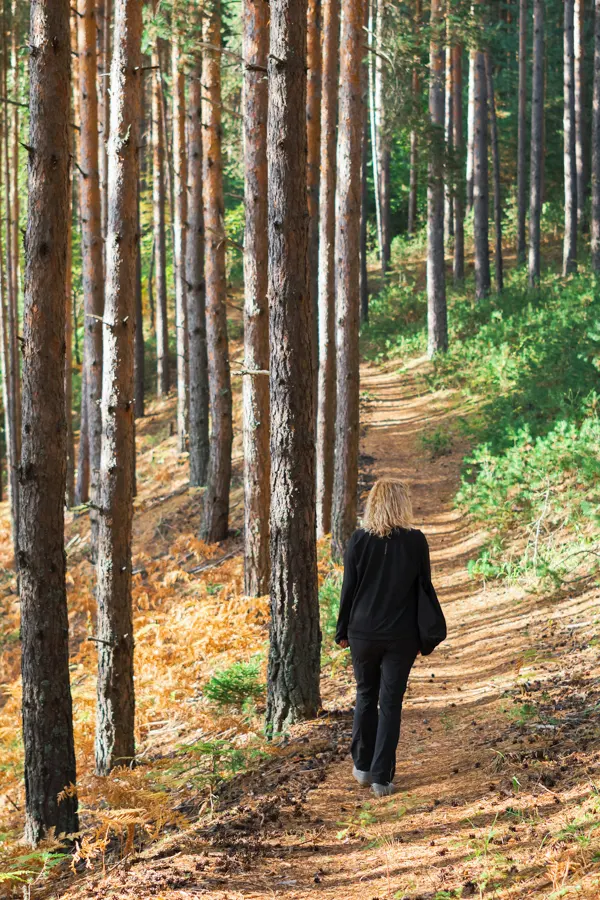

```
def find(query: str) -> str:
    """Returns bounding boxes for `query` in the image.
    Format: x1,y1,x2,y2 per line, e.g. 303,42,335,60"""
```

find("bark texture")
77,0,105,555
517,0,527,263
316,0,339,537
407,0,422,237
97,0,111,243
94,0,142,776
485,52,503,292
186,66,209,486
375,0,390,272
452,42,464,284
592,0,600,270
20,0,78,844
574,0,585,225
466,50,475,212
306,0,321,366
563,0,577,275
426,0,447,357
242,0,270,595
266,0,321,733
200,0,233,543
152,44,169,396
473,47,490,300
528,0,544,287
172,23,188,453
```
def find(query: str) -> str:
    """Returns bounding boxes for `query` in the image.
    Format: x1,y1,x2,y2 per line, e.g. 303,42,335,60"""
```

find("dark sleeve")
420,532,432,584
335,534,359,644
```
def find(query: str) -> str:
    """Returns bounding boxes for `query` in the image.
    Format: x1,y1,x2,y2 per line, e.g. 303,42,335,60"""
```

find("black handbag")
417,577,447,656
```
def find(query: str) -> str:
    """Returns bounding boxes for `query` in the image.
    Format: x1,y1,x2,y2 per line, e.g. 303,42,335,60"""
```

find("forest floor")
26,348,598,900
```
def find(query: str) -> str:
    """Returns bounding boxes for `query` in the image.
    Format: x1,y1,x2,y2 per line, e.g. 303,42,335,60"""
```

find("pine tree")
151,31,169,396
266,0,321,732
592,0,600,270
375,0,390,272
172,13,188,453
473,43,490,301
517,0,527,263
485,52,503,292
452,42,464,284
563,0,577,275
574,0,585,225
200,0,233,543
19,0,78,843
94,0,143,776
242,0,270,595
427,0,447,356
528,0,544,287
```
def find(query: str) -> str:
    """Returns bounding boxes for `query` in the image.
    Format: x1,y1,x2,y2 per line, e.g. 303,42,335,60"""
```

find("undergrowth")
364,253,600,587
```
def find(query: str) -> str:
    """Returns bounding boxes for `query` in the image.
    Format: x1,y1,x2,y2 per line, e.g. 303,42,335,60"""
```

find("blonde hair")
363,478,413,537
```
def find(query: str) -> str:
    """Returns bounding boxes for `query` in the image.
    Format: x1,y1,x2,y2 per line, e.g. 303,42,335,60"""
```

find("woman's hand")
338,639,349,649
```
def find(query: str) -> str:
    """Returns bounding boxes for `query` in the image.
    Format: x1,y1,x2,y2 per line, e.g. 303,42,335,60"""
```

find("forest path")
67,356,600,900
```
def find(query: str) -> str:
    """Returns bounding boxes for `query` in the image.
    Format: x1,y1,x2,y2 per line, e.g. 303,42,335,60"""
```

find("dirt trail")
62,357,600,900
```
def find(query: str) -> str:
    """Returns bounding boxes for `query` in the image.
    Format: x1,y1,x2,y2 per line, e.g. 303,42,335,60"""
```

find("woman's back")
336,527,430,642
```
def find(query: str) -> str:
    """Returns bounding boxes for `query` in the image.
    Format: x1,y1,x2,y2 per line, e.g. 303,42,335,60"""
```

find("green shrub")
203,659,264,708
419,426,454,459
319,572,343,641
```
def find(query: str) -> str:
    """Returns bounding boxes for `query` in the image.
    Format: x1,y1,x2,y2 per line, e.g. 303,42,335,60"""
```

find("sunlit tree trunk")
444,39,454,240
200,0,233,543
75,367,90,504
307,0,321,377
563,0,577,274
574,0,585,226
266,0,321,732
375,0,390,272
172,18,188,452
19,0,78,844
517,0,527,263
359,0,369,323
242,0,270,595
485,52,503,292
331,0,366,556
466,49,475,212
528,0,544,287
186,63,209,486
66,173,75,507
592,0,600,270
77,0,104,557
427,0,447,357
95,0,142,776
473,45,490,300
316,0,339,537
407,0,421,237
152,39,169,396
96,0,111,245
10,0,20,438
368,0,381,252
452,42,464,283
134,169,144,418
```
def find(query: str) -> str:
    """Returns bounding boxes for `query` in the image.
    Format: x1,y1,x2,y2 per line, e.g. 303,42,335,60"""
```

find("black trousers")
349,635,418,785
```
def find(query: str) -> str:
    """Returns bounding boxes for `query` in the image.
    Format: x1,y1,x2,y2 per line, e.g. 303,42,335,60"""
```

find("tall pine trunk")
466,50,475,212
517,0,527,263
10,0,20,441
331,0,366,557
375,0,390,272
134,169,145,418
96,0,111,244
200,0,233,543
77,0,104,556
427,0,447,357
473,45,490,301
563,0,577,274
444,39,454,240
452,42,465,283
95,0,142,776
528,0,544,287
592,0,600,270
186,63,209,486
307,0,321,363
152,42,169,396
316,0,339,537
172,20,188,453
407,0,422,237
76,367,90,503
266,0,321,733
242,0,270,595
574,0,585,225
485,52,503,292
20,0,78,843
65,153,75,507
359,0,369,323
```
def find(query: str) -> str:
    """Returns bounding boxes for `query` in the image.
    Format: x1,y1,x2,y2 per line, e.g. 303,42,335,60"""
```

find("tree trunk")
485,52,503,292
592,0,600,270
66,172,75,508
407,69,419,236
10,0,20,441
466,49,475,212
368,0,381,254
517,0,527,263
77,0,105,557
375,0,390,272
172,20,188,453
316,0,339,537
200,0,233,544
186,65,210,486
528,0,544,287
444,41,454,240
19,0,78,844
266,0,321,734
359,0,369,325
574,0,585,226
242,0,270,595
75,366,90,504
152,41,169,396
331,0,366,557
452,42,464,283
427,0,447,357
563,0,577,275
94,0,142,776
473,46,490,300
134,170,144,418
307,0,321,381
96,0,111,245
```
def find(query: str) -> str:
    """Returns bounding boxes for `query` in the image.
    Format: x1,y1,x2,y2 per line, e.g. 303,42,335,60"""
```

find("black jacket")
335,527,432,643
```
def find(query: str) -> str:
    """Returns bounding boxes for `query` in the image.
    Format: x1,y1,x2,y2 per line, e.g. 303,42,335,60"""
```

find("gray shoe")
371,782,397,797
352,765,373,786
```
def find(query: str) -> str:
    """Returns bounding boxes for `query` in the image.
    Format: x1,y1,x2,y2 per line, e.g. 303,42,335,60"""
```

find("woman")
335,478,433,797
